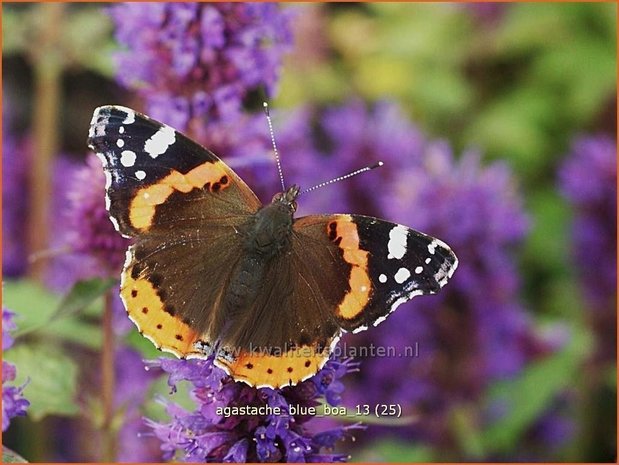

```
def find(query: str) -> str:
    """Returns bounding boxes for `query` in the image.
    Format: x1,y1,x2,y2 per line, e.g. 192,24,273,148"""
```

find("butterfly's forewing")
88,106,261,238
88,106,261,357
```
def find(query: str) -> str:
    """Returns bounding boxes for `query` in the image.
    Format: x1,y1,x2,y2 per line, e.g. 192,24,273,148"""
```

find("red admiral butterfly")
88,106,458,388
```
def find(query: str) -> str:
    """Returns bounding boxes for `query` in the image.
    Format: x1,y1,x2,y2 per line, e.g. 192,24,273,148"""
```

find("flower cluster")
145,356,361,462
109,3,293,136
559,134,617,364
559,135,617,312
2,309,29,431
63,154,129,276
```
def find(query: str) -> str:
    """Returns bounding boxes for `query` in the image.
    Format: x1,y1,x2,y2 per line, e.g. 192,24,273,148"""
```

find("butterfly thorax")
223,185,300,321
242,185,299,258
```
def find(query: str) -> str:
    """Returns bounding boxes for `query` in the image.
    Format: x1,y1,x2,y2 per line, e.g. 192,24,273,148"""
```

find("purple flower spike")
559,134,617,365
64,153,129,276
109,3,293,134
559,134,617,312
146,356,358,462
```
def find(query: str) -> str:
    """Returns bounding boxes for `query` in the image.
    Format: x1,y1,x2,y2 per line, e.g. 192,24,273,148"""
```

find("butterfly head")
271,184,300,213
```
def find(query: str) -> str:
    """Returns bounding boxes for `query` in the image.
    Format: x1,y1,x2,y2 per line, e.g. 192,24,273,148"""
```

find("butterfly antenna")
263,102,286,191
302,161,384,194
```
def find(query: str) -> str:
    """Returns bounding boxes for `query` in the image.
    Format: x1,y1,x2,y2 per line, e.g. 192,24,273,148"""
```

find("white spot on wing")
415,266,423,274
117,139,125,148
394,267,411,284
144,125,176,158
123,110,135,124
379,274,387,283
387,225,408,260
119,126,125,134
425,257,431,264
135,170,146,180
428,240,438,255
120,150,137,167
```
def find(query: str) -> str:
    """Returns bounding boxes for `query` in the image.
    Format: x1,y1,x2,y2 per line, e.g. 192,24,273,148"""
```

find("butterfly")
88,105,458,388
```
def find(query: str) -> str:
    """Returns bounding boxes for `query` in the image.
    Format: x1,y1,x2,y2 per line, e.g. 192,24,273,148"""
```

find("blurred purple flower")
115,347,161,462
270,100,424,216
109,3,293,135
559,134,617,366
2,309,29,431
464,3,508,24
559,134,617,312
44,155,101,291
145,356,361,462
64,153,129,276
2,99,29,277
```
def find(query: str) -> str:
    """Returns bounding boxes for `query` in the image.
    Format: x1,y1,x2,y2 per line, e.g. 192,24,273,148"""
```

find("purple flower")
2,309,29,431
2,99,29,277
145,356,361,462
559,135,617,312
109,3,293,136
266,100,424,216
62,153,129,277
115,347,161,462
559,134,616,368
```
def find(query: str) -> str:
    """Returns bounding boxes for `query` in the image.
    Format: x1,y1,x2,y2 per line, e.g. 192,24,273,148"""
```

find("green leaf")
481,327,590,453
3,279,103,349
4,343,80,421
451,405,485,458
1,8,29,55
125,327,165,360
62,8,116,75
2,446,28,463
52,277,116,322
3,280,61,335
357,440,435,462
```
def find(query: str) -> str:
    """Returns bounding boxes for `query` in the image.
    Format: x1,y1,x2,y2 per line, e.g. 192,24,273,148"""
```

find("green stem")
101,290,117,461
27,3,64,281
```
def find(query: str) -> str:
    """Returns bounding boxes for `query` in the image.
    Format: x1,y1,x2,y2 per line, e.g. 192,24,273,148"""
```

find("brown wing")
88,106,263,357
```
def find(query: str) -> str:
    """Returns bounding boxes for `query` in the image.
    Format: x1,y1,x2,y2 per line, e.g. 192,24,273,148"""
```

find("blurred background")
2,2,616,462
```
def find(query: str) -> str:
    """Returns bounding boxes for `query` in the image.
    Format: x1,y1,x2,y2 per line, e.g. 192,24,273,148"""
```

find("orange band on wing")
215,345,332,389
121,265,201,357
330,216,371,320
128,161,230,230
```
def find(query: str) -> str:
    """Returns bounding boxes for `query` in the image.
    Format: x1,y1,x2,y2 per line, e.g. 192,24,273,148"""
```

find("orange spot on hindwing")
128,161,229,230
121,253,202,357
329,216,371,320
